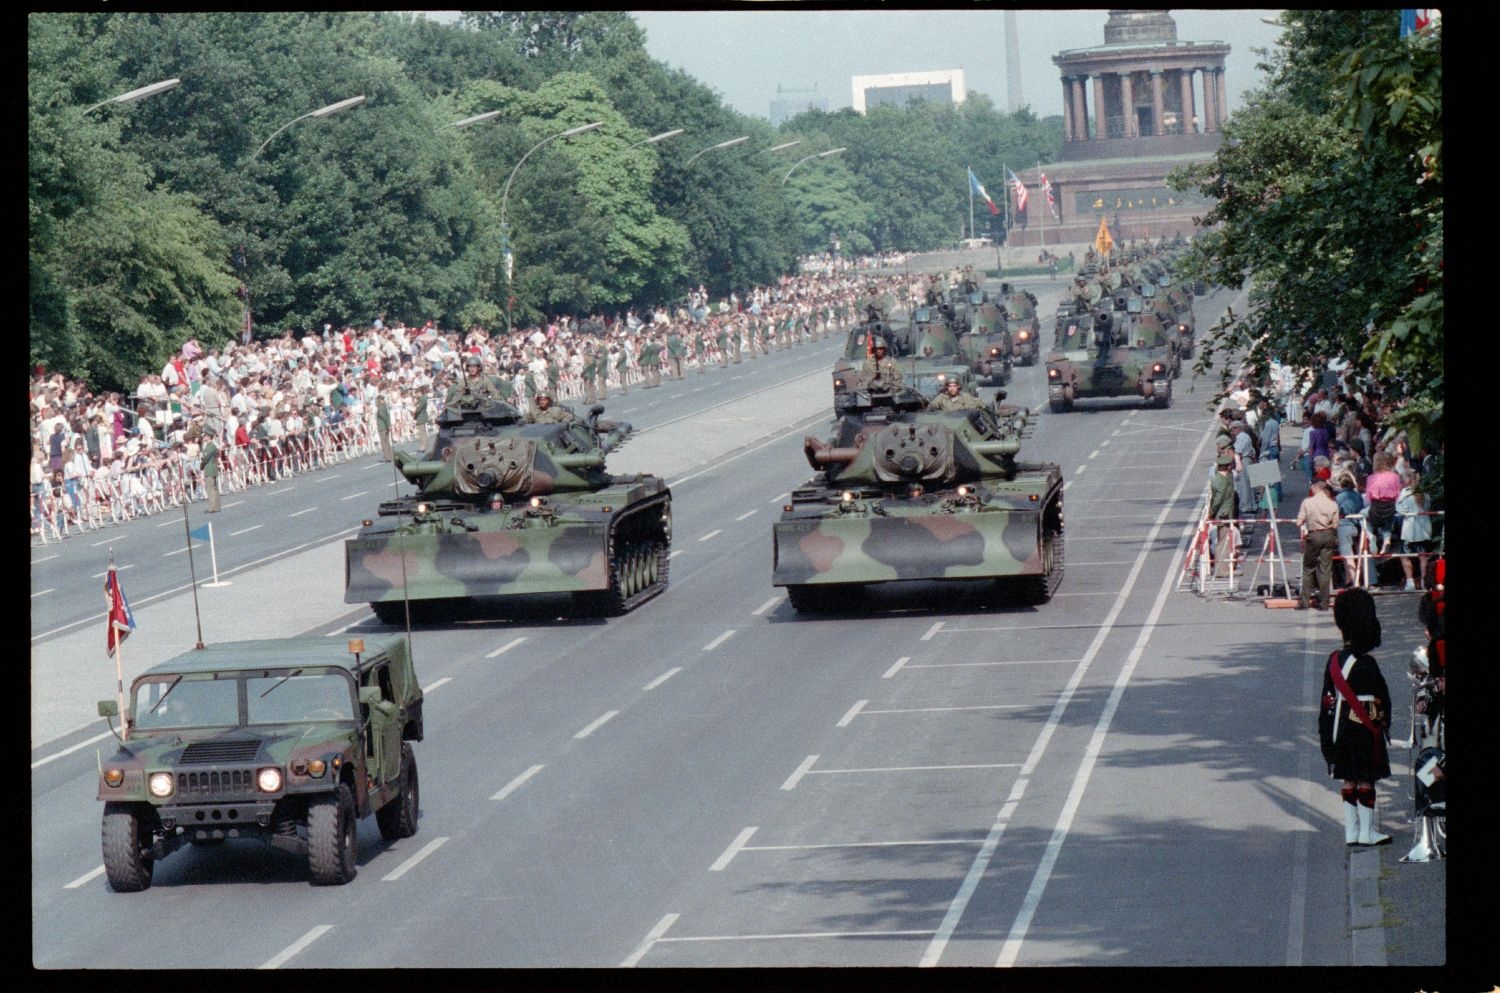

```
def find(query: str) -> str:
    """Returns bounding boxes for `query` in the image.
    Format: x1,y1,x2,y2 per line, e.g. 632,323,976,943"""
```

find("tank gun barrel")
970,439,1022,460
804,437,860,470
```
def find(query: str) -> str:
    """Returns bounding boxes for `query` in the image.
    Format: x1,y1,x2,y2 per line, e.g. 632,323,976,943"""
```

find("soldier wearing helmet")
928,376,983,411
526,390,576,424
445,353,510,406
861,336,904,391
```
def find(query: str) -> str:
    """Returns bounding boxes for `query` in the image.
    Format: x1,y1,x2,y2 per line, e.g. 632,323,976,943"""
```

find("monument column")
1201,65,1217,132
1179,67,1196,133
1119,71,1136,137
1093,73,1108,141
1150,70,1165,135
1215,67,1229,128
1072,75,1090,140
1061,77,1075,141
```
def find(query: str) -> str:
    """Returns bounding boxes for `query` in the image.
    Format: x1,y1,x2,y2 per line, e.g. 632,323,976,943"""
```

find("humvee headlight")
257,767,284,793
840,490,856,504
1048,368,1060,379
148,772,175,798
103,768,125,788
415,502,432,516
307,758,328,778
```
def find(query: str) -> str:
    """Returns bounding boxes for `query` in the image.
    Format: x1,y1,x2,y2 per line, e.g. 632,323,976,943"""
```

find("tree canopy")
31,11,1061,391
1170,10,1442,444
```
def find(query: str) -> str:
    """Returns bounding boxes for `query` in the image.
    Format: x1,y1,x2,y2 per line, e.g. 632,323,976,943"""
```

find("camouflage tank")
1045,307,1174,412
773,385,1064,611
344,391,671,620
999,284,1042,366
959,300,1014,386
95,636,422,890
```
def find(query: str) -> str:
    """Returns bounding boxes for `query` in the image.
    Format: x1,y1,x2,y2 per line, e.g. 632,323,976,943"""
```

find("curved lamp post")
764,140,802,155
442,109,502,131
498,120,605,333
253,94,366,160
628,127,684,150
684,135,749,166
83,77,181,115
782,146,846,185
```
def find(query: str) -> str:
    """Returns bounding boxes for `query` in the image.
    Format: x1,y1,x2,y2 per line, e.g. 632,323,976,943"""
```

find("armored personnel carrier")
773,382,1064,611
959,300,1014,386
999,284,1042,366
344,391,671,620
1045,307,1174,412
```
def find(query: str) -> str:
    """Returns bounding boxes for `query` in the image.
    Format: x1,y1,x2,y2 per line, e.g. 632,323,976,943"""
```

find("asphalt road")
31,274,1448,973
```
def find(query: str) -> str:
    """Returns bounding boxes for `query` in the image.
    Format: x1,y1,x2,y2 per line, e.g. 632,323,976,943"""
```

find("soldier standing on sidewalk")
1318,588,1393,846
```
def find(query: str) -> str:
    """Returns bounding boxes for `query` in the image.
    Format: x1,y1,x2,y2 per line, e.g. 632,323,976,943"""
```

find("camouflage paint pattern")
774,398,1062,588
343,394,670,607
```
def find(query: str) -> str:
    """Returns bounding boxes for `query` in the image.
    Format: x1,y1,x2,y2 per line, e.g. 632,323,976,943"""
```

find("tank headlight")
530,496,546,509
257,767,284,793
103,768,125,788
361,518,373,527
840,490,856,504
1018,330,1030,340
833,378,845,389
148,772,175,798
1153,363,1164,374
957,485,973,497
1048,367,1060,379
415,502,431,516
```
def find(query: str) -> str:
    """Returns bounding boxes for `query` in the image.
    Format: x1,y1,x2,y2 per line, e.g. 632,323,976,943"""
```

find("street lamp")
442,109,502,131
253,94,366,160
628,128,685,150
83,77,181,115
498,120,605,333
684,135,749,166
782,146,846,185
764,140,803,155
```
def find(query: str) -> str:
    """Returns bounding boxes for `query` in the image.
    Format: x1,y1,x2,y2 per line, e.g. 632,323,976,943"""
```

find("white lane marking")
33,553,61,563
710,827,758,871
781,755,818,791
668,550,683,560
644,668,682,691
622,913,680,967
32,730,115,770
89,564,134,579
1099,438,1111,449
1051,591,1119,597
702,630,736,652
836,700,867,728
288,507,318,518
31,588,55,598
734,509,758,522
1088,449,1099,459
486,636,527,659
230,525,263,536
324,623,355,637
222,500,245,509
156,518,180,528
259,925,333,969
492,764,545,800
769,492,789,504
743,838,984,854
265,486,299,496
339,491,369,501
90,539,113,547
163,547,189,558
751,596,780,616
313,473,342,483
920,783,1027,967
1111,427,1122,437
573,710,619,739
862,704,1030,716
656,928,936,945
1062,480,1072,492
920,621,944,641
882,656,910,679
810,762,1021,776
64,864,106,890
698,529,722,542
360,462,388,471
422,677,452,693
381,836,448,881
1074,464,1087,475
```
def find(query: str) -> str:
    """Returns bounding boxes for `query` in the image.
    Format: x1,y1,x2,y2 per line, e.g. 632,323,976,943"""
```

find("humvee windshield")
131,668,356,730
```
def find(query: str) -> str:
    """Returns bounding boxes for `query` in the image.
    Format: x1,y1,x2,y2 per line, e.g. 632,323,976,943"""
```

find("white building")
851,69,965,114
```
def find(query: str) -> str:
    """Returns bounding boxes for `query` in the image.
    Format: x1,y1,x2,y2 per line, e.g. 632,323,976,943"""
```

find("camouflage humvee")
96,636,423,891
773,386,1064,611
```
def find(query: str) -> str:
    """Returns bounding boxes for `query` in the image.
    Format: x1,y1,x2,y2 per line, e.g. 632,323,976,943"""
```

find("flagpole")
1001,162,1010,254
181,501,205,649
967,166,975,242
208,522,220,585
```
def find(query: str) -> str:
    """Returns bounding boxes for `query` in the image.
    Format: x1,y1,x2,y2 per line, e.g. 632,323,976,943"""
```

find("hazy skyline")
630,9,1285,121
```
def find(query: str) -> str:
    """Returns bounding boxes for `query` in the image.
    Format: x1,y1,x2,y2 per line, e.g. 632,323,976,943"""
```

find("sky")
629,9,1286,121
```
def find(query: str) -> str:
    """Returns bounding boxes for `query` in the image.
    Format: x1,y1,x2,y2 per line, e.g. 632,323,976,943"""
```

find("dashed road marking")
644,668,682,691
492,764,545,800
63,865,106,890
882,656,910,679
31,588,55,598
920,621,943,641
710,827,758,871
33,730,114,770
702,630,736,652
486,636,527,659
288,507,318,518
622,913,680,967
574,710,619,739
698,529,722,542
259,925,333,969
836,700,867,727
422,677,452,693
230,525,263,536
734,509,758,522
751,596,780,616
339,491,368,501
781,755,818,791
381,836,448,881
90,564,134,579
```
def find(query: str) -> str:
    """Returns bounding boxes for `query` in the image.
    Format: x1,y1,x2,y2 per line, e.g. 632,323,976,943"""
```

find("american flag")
1007,169,1028,213
105,563,136,658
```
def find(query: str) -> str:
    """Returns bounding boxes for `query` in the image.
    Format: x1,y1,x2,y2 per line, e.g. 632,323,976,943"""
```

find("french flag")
968,167,1000,215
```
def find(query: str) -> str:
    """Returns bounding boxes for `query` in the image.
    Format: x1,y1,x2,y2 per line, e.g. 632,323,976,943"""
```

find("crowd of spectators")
1203,354,1444,600
30,263,918,543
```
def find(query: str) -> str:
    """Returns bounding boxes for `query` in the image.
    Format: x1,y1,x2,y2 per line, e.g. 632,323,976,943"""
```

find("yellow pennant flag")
1094,216,1114,257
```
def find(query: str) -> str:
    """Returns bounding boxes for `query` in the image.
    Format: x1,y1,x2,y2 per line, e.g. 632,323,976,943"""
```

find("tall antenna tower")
1005,10,1023,112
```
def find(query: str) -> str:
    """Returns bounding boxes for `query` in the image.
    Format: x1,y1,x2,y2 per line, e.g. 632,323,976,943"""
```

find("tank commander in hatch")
861,337,904,391
526,391,577,424
928,377,983,411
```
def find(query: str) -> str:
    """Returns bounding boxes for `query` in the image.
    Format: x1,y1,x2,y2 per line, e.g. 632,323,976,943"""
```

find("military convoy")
344,390,671,620
97,635,423,890
772,381,1064,611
